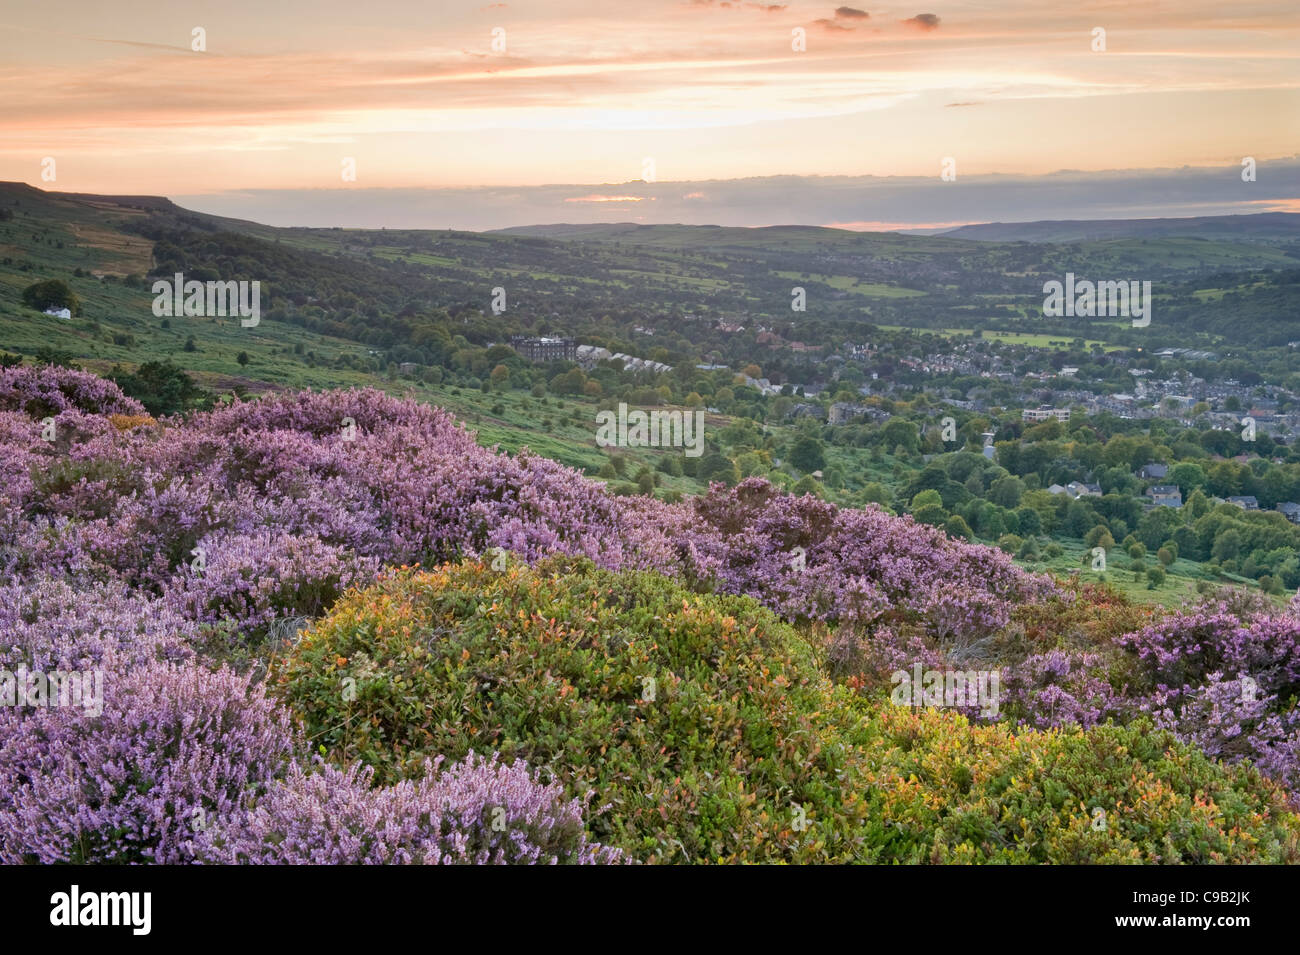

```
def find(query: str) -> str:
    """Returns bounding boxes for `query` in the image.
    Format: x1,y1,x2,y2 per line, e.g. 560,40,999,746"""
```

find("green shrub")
275,557,875,863
276,559,1300,864
859,705,1300,864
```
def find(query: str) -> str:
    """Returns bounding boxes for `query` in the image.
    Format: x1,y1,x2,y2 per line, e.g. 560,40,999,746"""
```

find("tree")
790,474,823,497
1212,528,1242,563
911,489,943,511
107,361,207,416
1184,488,1212,519
861,482,890,506
1136,506,1182,551
697,452,739,486
943,514,973,540
1014,506,1043,536
236,351,250,367
880,419,919,454
787,435,826,474
1157,546,1175,567
1168,462,1207,495
988,475,1026,509
913,502,947,527
1084,525,1115,551
22,279,80,315
996,534,1023,554
1146,566,1167,589
1065,501,1098,538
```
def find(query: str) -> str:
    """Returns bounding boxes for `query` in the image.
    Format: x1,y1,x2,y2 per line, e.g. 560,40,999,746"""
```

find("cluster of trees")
107,361,211,416
21,278,79,315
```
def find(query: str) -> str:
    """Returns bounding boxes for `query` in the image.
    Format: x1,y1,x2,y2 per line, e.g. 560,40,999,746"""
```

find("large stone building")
510,336,577,363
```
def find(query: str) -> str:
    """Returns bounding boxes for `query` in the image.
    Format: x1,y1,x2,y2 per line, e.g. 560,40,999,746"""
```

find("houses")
828,402,869,426
1153,348,1218,361
1227,495,1260,510
1277,502,1300,524
1049,481,1101,499
1145,485,1183,508
1136,463,1168,481
1087,393,1135,416
575,344,671,374
1065,481,1102,499
786,402,825,421
576,345,612,367
43,306,72,320
617,354,673,374
1022,407,1071,423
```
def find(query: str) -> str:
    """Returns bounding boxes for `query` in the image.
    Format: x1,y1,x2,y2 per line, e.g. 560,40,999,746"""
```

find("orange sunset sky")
0,0,1297,231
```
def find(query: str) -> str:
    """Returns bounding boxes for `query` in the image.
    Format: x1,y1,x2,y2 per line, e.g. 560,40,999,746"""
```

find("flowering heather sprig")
672,478,1057,640
197,753,622,865
0,575,195,675
167,528,379,635
1,375,1052,647
0,364,145,418
1134,671,1300,796
1113,603,1300,798
1002,649,1124,730
0,662,295,864
1118,605,1300,701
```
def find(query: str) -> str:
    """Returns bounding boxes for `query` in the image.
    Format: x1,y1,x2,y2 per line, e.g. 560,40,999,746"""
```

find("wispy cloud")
901,13,940,31
0,1,1295,194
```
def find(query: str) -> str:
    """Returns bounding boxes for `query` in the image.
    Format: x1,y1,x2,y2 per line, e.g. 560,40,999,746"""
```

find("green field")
875,325,1125,350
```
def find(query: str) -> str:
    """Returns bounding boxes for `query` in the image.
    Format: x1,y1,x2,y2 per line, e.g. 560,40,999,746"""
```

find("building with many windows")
510,336,577,363
1022,407,1072,423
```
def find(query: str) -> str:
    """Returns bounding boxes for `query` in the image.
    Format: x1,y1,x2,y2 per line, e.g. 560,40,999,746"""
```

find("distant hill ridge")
4,181,1297,245
940,212,1300,244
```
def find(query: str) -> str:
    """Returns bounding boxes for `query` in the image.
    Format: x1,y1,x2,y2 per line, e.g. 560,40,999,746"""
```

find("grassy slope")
1,182,1290,604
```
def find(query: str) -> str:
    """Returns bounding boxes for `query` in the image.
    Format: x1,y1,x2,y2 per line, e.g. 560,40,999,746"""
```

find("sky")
1,0,1297,229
